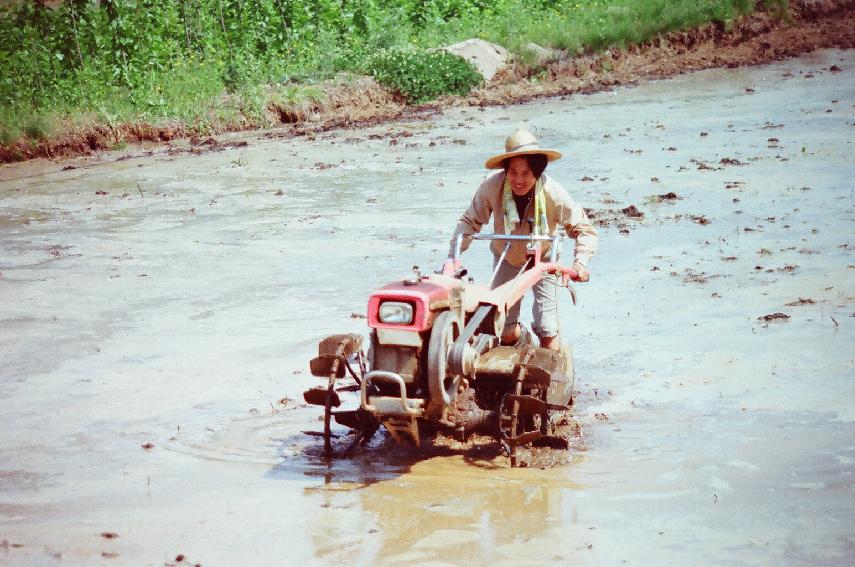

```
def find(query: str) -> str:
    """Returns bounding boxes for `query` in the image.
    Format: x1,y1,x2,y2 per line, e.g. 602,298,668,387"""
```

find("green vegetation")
369,47,483,103
0,0,786,148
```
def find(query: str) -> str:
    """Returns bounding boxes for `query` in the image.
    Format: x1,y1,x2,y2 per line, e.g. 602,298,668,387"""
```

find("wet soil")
2,1,854,164
1,49,854,566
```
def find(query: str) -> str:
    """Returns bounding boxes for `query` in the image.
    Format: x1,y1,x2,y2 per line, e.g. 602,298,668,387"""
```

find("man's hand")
572,261,590,282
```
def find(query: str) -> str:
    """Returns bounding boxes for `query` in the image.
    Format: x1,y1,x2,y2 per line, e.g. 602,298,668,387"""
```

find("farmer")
450,128,598,350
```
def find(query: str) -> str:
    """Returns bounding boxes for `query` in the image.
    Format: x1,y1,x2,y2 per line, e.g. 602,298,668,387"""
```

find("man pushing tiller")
302,128,596,466
451,128,598,350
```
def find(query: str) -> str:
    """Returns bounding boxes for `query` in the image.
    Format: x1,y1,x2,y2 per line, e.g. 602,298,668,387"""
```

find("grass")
0,111,21,146
0,0,786,152
268,85,326,108
477,0,762,54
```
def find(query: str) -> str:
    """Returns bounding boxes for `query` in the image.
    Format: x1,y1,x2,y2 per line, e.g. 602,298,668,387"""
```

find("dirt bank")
1,0,854,164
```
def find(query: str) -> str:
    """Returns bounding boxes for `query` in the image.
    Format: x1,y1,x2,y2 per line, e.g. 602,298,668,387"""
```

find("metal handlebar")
469,234,557,242
452,232,566,265
361,371,422,416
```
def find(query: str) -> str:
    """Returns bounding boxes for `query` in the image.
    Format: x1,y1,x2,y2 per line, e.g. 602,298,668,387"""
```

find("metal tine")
503,393,546,415
515,255,533,279
488,243,511,288
550,233,561,262
508,430,542,447
453,233,463,263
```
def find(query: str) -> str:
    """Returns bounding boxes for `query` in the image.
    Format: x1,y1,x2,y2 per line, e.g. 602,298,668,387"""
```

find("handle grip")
551,265,581,284
441,258,462,277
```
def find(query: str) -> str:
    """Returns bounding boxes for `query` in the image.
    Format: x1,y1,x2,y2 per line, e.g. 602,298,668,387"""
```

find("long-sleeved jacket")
450,171,598,267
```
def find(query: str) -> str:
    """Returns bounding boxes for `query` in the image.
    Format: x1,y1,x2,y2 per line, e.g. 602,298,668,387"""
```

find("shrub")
368,47,482,104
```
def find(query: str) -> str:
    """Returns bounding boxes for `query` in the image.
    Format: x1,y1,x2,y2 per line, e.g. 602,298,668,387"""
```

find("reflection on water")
305,455,584,566
209,410,590,565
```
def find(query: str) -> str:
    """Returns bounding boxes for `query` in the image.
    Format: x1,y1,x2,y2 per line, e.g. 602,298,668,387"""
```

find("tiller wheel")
499,346,571,467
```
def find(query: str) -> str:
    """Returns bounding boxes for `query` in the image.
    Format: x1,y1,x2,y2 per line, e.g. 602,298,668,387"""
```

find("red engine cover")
367,277,456,333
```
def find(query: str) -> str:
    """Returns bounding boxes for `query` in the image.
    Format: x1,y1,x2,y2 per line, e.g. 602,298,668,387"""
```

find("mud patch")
648,192,680,203
0,540,25,551
785,297,816,306
585,205,646,233
681,268,720,285
431,418,584,470
758,312,791,321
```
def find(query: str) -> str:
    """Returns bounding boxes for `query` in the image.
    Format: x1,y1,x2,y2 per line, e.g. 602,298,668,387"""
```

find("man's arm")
549,182,598,281
449,178,495,258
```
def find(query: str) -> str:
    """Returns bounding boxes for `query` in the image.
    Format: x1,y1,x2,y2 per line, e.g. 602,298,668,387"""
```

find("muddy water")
2,49,854,566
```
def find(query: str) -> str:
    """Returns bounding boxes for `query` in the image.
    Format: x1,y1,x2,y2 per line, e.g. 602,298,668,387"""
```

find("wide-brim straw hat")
485,129,562,169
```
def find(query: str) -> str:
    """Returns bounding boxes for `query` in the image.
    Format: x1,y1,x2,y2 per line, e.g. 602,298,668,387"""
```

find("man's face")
506,156,536,196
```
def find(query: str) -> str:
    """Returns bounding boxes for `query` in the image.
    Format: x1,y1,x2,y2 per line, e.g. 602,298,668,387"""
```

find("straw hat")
484,129,562,169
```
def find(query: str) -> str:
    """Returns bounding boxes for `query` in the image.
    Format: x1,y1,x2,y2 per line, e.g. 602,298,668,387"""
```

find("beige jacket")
451,171,598,267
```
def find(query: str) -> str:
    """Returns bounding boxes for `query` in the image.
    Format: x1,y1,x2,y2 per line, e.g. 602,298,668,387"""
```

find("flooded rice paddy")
1,49,854,566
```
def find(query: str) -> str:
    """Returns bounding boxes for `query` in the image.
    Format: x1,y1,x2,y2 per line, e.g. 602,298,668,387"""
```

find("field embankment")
1,0,853,164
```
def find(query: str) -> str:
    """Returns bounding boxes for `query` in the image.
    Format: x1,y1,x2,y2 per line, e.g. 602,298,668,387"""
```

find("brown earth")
1,0,853,164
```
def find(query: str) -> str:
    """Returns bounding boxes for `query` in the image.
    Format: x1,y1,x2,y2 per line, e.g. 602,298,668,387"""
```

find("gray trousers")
491,260,560,339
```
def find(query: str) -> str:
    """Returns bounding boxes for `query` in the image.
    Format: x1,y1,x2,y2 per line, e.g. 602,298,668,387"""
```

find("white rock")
523,42,562,64
440,39,509,81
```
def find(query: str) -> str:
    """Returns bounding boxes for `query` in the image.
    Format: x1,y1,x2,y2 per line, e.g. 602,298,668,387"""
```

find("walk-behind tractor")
301,232,584,467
